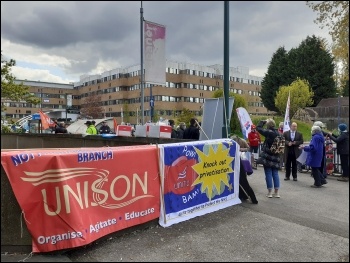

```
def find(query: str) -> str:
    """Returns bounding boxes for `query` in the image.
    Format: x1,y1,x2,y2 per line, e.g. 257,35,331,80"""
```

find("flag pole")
140,1,145,125
283,91,291,133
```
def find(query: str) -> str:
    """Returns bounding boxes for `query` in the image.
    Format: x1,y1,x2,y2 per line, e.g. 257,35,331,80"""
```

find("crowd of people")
247,119,349,198
50,116,348,204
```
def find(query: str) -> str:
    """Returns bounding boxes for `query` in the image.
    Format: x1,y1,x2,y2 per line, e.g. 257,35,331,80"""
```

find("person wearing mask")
283,122,304,181
54,122,68,134
177,122,186,139
183,118,200,140
256,119,281,198
248,124,260,169
328,123,349,182
299,125,325,188
168,119,178,139
85,120,98,135
99,121,111,134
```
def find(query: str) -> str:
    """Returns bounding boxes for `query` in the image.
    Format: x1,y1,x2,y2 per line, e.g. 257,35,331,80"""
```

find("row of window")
80,68,261,87
79,84,261,99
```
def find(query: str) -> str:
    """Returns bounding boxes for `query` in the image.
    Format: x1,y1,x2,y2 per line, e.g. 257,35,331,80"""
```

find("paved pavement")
2,166,349,262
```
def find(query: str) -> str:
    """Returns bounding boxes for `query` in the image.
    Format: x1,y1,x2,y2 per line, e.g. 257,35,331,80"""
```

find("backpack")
269,134,285,154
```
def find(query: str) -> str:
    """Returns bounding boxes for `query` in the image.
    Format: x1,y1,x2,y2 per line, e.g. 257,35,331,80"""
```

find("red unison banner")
1,145,160,252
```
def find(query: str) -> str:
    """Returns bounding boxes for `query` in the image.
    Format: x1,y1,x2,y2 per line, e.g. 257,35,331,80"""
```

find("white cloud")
12,66,74,84
1,1,332,83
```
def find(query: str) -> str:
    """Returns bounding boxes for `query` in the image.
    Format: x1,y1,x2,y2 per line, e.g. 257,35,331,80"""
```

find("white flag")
144,20,166,86
283,92,291,133
236,107,253,139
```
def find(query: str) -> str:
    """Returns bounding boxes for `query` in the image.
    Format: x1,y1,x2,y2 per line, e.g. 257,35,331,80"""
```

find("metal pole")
40,88,43,133
40,89,43,111
150,88,153,122
140,1,145,125
222,1,230,138
65,93,68,123
337,93,340,124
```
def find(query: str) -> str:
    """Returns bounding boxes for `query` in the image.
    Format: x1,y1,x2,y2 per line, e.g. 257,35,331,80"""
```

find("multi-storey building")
2,61,272,124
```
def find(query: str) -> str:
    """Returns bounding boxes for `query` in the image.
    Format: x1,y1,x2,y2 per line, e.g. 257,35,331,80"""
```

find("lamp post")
337,93,340,124
65,93,72,123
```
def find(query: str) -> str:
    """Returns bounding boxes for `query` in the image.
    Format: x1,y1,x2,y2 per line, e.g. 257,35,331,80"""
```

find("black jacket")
183,125,199,140
329,131,349,155
99,125,111,134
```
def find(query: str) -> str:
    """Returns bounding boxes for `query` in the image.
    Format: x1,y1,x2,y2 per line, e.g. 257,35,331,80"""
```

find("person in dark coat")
183,118,199,140
99,121,111,134
54,122,68,134
283,122,304,181
300,125,325,187
168,119,178,139
176,122,186,139
231,135,258,204
328,123,349,182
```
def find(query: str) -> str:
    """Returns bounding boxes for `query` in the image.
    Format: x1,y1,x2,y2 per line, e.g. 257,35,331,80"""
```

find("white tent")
67,118,115,134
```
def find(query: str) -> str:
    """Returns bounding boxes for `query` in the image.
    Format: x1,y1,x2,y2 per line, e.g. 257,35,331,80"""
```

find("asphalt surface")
2,166,349,262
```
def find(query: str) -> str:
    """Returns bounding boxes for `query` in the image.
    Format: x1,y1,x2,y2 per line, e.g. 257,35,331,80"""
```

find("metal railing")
257,143,342,175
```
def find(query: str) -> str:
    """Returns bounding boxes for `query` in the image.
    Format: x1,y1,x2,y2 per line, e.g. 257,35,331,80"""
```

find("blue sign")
150,98,154,107
32,114,41,120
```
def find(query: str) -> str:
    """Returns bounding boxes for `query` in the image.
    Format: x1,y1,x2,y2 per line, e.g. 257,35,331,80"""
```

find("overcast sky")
1,1,331,84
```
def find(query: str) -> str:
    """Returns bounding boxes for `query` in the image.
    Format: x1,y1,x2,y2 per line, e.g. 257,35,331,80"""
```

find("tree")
212,89,247,135
80,94,104,119
123,103,130,123
177,108,195,126
1,52,40,112
261,36,336,111
306,1,349,85
292,35,336,106
275,78,314,118
260,47,292,112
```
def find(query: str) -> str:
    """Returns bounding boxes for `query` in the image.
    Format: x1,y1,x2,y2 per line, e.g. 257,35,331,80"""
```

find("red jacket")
248,130,261,147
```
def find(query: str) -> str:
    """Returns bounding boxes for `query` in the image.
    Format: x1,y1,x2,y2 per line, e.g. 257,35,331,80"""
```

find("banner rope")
18,252,33,262
20,210,31,238
195,119,209,140
156,144,167,225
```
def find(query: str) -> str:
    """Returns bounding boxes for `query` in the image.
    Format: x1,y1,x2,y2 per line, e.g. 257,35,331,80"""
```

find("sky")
1,1,331,84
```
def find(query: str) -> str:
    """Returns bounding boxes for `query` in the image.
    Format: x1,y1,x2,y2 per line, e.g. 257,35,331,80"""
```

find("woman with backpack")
256,119,281,198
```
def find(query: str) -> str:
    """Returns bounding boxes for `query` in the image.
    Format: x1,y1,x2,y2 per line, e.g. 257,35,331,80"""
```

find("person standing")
313,121,328,179
300,125,325,188
99,121,111,134
328,123,349,182
91,120,99,134
231,135,258,204
183,118,200,140
247,124,260,169
54,122,68,134
168,119,178,138
278,122,285,170
283,122,304,181
256,119,281,198
177,122,186,139
85,120,97,135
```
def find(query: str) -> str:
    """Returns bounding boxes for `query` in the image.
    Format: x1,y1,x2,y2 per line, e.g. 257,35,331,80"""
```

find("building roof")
316,97,349,108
